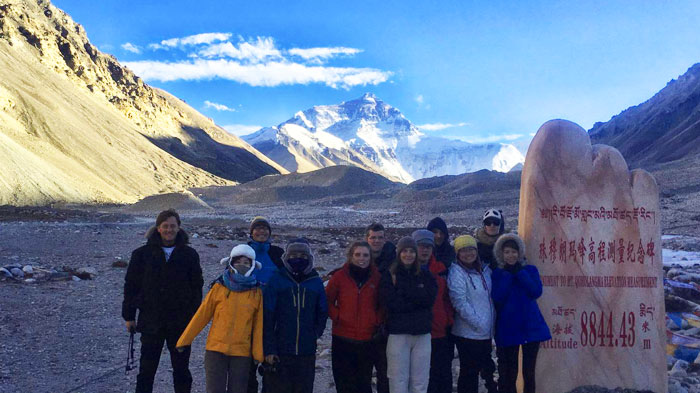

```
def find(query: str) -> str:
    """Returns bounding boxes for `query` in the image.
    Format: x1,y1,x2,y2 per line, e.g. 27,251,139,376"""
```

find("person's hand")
265,355,279,364
372,324,387,341
176,346,187,353
125,320,136,333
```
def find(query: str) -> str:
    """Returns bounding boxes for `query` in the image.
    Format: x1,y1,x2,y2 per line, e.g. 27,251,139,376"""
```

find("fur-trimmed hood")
145,225,190,247
493,233,526,268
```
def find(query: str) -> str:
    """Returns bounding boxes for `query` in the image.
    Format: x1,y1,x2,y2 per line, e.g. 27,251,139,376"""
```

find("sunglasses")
484,219,500,227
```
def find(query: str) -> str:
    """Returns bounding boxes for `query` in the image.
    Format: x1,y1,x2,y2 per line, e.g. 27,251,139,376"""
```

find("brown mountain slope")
0,0,284,205
193,165,402,205
589,63,700,167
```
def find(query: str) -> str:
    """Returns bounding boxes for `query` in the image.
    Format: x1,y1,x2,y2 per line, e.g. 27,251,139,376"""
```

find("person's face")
350,246,371,269
366,230,386,252
503,247,519,265
417,243,433,264
157,216,179,245
457,247,478,265
231,256,252,273
484,218,500,236
252,225,271,242
399,248,416,266
431,229,445,246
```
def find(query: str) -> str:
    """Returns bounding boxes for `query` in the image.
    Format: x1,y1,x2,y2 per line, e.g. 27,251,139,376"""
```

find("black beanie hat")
250,216,271,236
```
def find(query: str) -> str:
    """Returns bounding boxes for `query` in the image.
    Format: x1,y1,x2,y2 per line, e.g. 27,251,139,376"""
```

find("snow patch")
492,144,526,172
664,248,700,267
243,127,279,145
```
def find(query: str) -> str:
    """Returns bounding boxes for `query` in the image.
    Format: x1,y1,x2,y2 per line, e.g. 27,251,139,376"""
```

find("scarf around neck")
348,264,370,286
221,269,259,292
475,228,499,246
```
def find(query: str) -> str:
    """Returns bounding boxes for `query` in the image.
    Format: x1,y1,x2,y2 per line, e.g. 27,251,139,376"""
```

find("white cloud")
288,47,361,63
204,100,236,112
134,34,392,89
223,124,263,136
123,59,392,89
121,42,141,54
149,32,232,50
199,37,283,63
417,122,470,131
415,94,424,104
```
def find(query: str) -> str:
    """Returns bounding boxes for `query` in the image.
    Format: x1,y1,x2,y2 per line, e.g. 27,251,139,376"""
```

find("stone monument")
519,119,666,393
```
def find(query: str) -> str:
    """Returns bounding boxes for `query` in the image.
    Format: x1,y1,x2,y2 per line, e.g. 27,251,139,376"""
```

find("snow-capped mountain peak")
243,94,524,182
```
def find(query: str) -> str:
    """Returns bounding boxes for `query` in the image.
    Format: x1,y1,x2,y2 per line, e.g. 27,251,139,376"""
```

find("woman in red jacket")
326,241,383,393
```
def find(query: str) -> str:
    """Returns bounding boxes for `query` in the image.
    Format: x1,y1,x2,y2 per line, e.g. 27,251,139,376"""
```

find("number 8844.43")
580,311,636,348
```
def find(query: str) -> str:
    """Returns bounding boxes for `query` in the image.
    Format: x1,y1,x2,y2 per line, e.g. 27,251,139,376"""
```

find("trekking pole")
125,327,136,375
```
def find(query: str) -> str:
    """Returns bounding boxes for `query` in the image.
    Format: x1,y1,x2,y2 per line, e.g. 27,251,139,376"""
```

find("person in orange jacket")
176,244,263,393
326,241,383,393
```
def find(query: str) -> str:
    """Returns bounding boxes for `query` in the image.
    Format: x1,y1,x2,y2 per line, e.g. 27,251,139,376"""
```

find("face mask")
228,257,255,277
232,263,252,274
287,257,309,273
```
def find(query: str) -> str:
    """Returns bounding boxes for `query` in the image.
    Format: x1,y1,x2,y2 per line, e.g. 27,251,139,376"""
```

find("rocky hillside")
193,165,402,205
0,0,284,205
392,169,522,217
589,63,700,168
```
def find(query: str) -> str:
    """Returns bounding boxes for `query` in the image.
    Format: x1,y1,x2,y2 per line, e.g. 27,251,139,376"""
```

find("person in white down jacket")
447,235,497,393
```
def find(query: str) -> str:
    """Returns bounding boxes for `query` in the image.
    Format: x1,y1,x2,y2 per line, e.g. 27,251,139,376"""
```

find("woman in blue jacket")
491,234,550,393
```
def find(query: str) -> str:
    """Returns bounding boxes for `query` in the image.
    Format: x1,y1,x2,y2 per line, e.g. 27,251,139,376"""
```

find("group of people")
122,209,551,393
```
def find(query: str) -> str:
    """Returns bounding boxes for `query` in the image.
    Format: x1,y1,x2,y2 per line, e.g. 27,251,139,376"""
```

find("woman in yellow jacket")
177,244,264,393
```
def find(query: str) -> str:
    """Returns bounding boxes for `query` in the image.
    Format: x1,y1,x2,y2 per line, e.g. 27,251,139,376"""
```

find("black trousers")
496,342,540,393
136,328,193,393
372,336,389,393
454,337,497,393
427,336,454,393
331,336,374,393
264,355,316,393
246,359,259,393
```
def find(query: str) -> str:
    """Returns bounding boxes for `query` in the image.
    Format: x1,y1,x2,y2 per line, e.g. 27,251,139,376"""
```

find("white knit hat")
220,244,261,276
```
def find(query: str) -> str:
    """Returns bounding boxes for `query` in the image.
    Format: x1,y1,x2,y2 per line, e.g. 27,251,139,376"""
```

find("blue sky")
54,0,700,146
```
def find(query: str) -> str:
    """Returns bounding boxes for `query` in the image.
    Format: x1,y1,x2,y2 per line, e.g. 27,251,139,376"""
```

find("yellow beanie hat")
453,235,477,253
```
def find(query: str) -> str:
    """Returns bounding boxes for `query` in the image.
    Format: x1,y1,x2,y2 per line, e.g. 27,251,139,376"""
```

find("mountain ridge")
0,0,284,205
589,63,700,167
193,165,402,205
244,93,524,183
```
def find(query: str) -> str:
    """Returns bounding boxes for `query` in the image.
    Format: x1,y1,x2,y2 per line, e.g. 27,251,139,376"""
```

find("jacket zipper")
356,286,362,337
354,270,365,337
295,283,301,354
286,272,316,356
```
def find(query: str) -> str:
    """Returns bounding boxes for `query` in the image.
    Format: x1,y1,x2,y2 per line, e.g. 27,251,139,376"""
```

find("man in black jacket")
122,209,203,393
475,209,505,270
366,222,396,273
365,222,395,393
